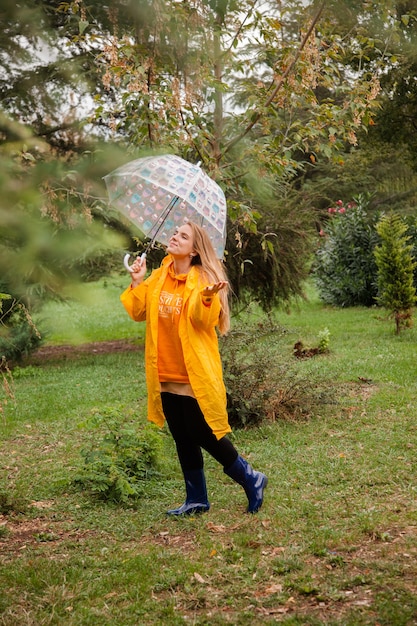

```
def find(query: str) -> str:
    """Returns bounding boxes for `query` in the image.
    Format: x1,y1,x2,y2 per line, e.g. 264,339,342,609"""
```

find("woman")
120,221,267,514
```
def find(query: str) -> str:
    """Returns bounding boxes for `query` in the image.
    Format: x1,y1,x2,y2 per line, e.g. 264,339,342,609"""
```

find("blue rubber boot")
224,455,267,513
167,469,210,516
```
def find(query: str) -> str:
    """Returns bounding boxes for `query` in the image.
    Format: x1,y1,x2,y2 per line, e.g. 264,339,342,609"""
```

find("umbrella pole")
124,196,179,273
146,195,179,250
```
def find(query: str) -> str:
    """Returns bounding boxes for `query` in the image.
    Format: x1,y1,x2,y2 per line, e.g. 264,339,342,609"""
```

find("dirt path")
25,339,143,364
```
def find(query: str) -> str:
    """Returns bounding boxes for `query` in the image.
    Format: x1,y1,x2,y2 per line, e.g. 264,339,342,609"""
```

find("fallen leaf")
353,599,371,606
264,583,283,595
193,572,207,584
206,522,226,533
255,583,283,597
257,606,288,615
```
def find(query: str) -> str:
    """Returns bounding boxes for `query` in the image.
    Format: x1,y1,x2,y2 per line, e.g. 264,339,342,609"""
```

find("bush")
220,314,331,428
314,195,380,307
74,407,162,503
225,194,314,312
0,293,42,364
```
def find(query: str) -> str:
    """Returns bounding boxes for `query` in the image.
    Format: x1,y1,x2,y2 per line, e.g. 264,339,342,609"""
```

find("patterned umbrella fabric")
104,154,227,258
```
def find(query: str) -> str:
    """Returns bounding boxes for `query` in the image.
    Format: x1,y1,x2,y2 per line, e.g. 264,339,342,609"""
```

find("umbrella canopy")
104,154,227,258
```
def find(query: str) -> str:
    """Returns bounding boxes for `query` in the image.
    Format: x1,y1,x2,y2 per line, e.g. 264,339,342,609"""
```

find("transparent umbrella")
104,154,227,269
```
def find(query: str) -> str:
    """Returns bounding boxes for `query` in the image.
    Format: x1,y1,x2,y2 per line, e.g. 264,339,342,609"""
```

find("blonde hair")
187,221,230,335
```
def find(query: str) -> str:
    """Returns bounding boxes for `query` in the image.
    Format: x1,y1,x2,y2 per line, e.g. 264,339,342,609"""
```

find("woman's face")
167,224,196,260
166,223,196,259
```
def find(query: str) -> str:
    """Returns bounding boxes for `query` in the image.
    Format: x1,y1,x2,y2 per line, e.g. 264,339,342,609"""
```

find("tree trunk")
212,12,223,168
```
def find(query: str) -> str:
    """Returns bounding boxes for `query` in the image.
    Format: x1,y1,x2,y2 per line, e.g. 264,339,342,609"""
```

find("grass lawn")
1,277,416,625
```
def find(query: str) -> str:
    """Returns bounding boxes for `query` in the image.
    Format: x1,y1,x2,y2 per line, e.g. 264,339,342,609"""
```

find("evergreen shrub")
404,215,417,288
374,212,417,334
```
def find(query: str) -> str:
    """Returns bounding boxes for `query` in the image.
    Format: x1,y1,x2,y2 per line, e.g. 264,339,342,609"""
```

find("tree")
0,2,131,360
0,0,133,301
374,212,417,333
70,0,384,308
0,0,405,317
366,1,417,169
89,0,382,166
271,0,417,246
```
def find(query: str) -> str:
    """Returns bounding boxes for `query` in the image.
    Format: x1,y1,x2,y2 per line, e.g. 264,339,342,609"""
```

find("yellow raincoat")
120,256,231,440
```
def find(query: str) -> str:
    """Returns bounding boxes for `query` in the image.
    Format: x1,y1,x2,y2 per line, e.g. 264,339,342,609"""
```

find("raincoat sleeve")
120,281,149,322
188,290,221,330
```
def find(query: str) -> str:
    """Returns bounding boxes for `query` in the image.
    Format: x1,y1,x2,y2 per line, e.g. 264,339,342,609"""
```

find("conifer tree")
374,213,417,334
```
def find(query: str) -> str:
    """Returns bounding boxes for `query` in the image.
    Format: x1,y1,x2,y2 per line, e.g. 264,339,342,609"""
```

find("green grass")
35,276,144,344
1,279,417,625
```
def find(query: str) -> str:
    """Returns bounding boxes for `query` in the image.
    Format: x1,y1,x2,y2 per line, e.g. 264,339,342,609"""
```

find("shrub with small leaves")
74,407,162,503
220,315,331,427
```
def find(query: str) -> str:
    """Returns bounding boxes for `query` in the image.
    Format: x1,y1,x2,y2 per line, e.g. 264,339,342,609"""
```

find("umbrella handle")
124,252,146,273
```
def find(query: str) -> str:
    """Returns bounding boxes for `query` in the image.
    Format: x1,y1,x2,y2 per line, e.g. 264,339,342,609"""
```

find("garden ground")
1,279,417,625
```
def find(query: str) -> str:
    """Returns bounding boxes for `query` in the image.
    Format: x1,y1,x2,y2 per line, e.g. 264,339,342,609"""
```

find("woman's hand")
130,256,147,288
201,282,228,297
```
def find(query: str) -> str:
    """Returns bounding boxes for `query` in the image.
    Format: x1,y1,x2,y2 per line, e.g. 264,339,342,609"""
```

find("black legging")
161,392,238,472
